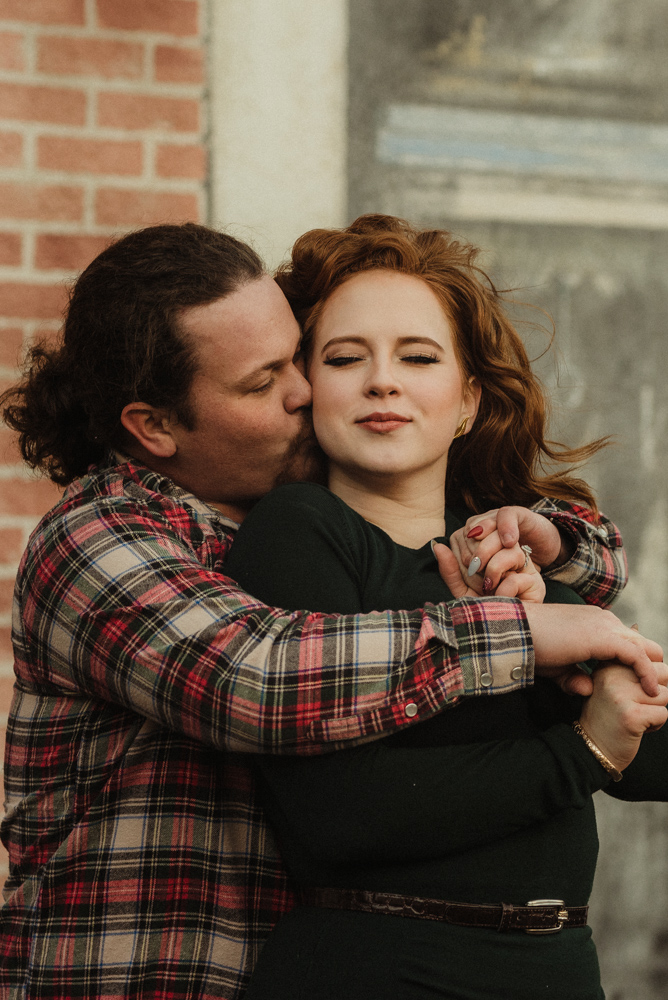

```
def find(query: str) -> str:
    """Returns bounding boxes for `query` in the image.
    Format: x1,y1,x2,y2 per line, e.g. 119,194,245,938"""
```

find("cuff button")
510,666,523,681
480,672,493,687
404,702,418,718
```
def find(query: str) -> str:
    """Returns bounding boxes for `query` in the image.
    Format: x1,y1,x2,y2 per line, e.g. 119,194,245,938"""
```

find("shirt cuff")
448,597,534,696
541,510,624,592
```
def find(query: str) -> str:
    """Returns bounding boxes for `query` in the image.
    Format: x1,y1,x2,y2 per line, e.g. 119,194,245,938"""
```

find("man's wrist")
449,597,534,696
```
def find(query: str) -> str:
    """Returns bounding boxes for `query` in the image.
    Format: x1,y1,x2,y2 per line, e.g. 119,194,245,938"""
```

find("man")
0,224,657,999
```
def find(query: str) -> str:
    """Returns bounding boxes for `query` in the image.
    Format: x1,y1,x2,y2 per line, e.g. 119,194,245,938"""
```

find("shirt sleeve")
256,724,612,865
15,487,532,755
531,498,628,608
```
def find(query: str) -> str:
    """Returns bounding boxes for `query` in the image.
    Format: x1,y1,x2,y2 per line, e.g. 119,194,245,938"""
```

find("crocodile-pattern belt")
300,887,588,934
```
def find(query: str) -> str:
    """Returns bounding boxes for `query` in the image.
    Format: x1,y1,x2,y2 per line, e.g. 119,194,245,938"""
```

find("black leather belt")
300,887,588,934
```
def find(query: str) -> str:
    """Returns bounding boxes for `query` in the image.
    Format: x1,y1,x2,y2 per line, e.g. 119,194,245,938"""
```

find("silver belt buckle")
525,898,568,934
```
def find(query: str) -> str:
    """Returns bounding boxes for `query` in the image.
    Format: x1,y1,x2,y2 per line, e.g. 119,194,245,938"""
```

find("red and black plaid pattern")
1,459,625,999
533,497,626,605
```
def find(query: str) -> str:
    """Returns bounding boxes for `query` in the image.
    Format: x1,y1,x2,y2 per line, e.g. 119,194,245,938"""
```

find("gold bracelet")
572,722,623,782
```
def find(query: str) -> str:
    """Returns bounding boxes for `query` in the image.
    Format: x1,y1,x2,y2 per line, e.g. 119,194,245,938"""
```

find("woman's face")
308,270,480,483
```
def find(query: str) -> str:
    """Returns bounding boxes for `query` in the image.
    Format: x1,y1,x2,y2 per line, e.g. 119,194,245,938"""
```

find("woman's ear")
120,402,178,458
463,377,482,429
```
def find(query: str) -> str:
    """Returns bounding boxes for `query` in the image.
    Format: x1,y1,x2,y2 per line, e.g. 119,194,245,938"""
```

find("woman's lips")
356,412,411,434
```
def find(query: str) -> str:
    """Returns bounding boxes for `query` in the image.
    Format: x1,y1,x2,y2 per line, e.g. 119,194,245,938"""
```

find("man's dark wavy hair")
1,223,264,485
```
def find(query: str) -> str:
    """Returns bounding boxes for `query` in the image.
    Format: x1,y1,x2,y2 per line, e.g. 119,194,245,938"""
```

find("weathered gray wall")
349,3,668,996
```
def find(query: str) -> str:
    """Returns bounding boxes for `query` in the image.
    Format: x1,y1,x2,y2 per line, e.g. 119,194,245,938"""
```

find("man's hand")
449,506,571,594
524,603,664,698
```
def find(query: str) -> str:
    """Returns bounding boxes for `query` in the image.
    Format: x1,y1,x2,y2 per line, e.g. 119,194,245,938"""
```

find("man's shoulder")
23,459,237,569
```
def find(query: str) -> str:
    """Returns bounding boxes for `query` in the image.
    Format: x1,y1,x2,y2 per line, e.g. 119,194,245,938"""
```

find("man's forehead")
179,279,300,380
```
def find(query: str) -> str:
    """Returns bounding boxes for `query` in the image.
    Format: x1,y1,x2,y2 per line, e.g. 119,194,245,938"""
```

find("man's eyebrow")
320,335,444,353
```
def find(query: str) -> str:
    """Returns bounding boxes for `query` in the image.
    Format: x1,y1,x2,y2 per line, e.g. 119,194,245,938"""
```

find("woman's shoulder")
234,482,369,556
225,483,370,613
246,482,359,526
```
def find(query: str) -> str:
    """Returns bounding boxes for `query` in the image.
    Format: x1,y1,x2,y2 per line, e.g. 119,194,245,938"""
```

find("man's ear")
120,402,178,458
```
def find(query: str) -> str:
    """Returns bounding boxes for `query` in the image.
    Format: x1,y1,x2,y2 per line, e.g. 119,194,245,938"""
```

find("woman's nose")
365,362,399,398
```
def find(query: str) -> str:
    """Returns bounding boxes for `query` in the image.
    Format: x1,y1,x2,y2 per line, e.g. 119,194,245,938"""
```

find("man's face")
168,276,312,517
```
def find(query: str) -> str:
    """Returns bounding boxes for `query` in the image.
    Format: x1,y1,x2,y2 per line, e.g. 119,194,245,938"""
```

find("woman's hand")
578,661,668,772
449,506,571,594
433,540,546,603
490,559,546,604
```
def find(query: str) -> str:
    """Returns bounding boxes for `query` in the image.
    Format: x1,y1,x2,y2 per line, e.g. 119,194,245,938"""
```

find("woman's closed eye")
323,353,440,368
401,353,440,365
323,354,364,367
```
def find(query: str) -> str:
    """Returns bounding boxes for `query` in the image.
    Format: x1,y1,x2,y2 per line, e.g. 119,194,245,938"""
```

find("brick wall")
0,0,208,888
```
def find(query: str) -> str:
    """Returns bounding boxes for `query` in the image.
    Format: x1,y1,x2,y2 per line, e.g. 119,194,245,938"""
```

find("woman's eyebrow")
319,335,367,354
319,335,444,353
396,336,444,350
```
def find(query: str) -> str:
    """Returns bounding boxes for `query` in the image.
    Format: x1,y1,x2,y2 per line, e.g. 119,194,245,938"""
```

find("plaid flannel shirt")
1,458,626,1000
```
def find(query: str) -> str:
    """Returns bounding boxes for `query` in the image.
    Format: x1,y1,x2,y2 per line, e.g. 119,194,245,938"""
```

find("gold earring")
453,416,469,439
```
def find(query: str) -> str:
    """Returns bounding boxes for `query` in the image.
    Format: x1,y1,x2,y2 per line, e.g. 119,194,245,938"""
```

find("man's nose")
285,366,312,411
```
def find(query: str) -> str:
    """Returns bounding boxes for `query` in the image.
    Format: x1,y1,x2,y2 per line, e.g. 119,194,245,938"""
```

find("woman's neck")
328,464,447,549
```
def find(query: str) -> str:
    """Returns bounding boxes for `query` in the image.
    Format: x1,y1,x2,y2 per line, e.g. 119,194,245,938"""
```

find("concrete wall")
208,0,348,269
348,3,668,996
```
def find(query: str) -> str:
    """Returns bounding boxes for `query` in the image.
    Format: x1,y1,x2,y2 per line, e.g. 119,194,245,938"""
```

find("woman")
224,215,668,999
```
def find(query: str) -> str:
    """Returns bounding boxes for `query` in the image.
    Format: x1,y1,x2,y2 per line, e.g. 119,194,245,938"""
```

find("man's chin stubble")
274,416,328,487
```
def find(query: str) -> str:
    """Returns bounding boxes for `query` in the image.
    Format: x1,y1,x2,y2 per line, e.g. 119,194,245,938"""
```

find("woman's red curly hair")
275,214,604,514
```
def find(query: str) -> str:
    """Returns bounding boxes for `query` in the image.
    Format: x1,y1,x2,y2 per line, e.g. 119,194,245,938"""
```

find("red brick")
0,674,15,709
95,187,199,226
0,528,25,565
0,0,85,24
38,136,142,176
0,132,22,168
0,425,20,464
154,44,203,84
98,92,198,132
97,0,199,36
0,31,24,71
38,36,144,79
0,233,21,267
0,282,68,320
155,142,205,179
0,327,23,367
0,82,86,126
0,183,83,222
36,234,111,271
0,476,62,516
0,579,15,616
0,626,12,658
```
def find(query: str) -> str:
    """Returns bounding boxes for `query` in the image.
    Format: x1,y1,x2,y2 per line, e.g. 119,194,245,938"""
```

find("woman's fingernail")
468,556,482,576
482,577,493,593
467,526,484,539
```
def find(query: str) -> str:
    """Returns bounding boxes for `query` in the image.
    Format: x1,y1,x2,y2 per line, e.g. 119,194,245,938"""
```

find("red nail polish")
482,577,493,593
467,526,484,539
